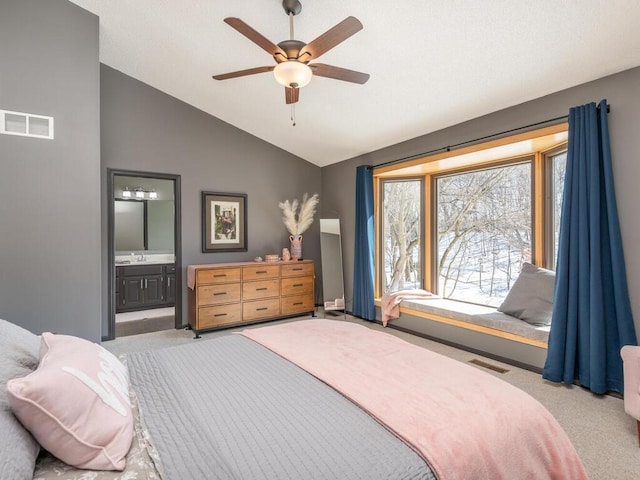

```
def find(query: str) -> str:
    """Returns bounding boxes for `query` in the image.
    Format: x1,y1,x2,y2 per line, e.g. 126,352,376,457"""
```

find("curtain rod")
368,103,610,171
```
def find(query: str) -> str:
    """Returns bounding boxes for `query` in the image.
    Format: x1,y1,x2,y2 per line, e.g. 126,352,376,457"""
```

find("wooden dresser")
188,260,314,337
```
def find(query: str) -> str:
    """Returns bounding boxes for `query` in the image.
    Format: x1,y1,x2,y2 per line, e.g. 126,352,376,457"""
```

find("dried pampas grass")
278,193,319,235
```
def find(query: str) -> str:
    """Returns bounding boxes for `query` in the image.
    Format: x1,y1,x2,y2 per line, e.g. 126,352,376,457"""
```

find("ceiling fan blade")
310,63,370,84
224,18,287,61
212,66,275,81
298,16,363,61
285,87,300,104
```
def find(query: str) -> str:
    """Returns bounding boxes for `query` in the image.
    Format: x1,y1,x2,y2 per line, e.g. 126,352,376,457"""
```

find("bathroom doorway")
107,169,182,340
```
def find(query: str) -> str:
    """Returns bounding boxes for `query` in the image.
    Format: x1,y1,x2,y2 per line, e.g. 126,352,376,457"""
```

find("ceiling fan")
212,0,370,105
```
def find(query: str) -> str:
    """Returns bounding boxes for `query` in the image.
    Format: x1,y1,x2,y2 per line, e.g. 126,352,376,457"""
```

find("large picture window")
436,161,532,306
374,124,569,311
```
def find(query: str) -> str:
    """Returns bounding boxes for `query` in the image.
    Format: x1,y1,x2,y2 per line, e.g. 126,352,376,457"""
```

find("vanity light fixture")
120,186,160,200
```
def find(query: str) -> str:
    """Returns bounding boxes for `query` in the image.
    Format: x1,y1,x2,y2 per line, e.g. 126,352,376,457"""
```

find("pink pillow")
6,333,133,471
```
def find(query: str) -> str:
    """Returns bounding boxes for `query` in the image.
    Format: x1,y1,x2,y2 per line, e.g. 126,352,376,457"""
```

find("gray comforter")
127,334,435,480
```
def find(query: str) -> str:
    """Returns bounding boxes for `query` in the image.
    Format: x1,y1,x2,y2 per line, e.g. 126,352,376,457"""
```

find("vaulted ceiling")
69,0,640,167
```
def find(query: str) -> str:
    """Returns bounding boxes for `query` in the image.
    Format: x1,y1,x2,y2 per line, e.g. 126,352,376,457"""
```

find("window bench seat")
381,298,550,348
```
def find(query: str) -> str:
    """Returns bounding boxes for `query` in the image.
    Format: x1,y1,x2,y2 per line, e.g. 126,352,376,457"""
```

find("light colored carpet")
103,313,640,479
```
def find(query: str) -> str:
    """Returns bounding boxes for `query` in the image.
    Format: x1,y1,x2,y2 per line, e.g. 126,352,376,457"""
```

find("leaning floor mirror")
320,219,346,317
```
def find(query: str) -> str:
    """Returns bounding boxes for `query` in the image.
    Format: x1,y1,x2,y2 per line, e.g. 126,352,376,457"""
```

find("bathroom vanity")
115,257,176,313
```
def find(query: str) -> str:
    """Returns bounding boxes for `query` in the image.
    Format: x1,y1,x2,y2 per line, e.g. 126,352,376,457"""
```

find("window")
436,161,532,306
381,179,423,293
374,123,568,307
547,150,568,269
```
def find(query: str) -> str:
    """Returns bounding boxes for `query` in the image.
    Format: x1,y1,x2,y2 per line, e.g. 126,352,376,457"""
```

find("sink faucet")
137,253,146,262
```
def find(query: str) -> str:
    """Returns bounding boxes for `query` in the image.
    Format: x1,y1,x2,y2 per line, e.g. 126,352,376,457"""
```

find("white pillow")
7,333,133,471
498,262,555,326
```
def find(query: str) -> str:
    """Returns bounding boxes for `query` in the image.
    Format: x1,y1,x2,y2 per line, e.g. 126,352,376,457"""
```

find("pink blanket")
381,289,438,326
240,319,587,480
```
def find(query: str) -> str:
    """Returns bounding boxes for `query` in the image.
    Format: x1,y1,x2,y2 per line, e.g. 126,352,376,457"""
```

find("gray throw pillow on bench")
498,263,555,326
0,319,41,480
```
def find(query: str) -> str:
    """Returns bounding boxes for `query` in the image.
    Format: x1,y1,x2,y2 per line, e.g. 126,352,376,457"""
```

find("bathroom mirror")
114,200,146,251
113,176,175,253
320,219,345,315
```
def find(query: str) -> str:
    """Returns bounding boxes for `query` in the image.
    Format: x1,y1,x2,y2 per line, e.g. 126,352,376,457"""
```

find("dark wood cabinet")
144,274,165,305
116,264,176,312
164,264,176,304
122,275,146,309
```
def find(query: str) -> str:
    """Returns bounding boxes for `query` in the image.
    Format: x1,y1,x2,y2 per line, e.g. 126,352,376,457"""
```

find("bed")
1,318,588,480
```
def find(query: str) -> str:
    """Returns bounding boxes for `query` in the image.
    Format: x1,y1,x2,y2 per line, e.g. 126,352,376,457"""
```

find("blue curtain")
353,165,376,320
542,100,637,394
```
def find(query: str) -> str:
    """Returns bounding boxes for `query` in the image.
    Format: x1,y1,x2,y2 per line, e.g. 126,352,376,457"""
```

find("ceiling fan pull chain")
291,103,296,127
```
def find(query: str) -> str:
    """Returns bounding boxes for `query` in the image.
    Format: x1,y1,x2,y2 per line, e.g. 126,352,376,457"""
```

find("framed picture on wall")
202,191,247,252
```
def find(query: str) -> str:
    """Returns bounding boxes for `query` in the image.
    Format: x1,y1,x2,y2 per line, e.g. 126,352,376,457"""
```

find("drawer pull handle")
256,307,268,311
213,274,227,278
214,292,227,296
256,270,267,274
293,283,303,287
256,287,267,291
214,313,227,317
293,302,302,306
292,267,303,271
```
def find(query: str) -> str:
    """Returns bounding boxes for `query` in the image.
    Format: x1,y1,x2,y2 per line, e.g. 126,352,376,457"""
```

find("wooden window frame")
374,123,569,300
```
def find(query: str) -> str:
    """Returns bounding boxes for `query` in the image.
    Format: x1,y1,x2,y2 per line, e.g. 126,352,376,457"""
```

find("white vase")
289,234,303,260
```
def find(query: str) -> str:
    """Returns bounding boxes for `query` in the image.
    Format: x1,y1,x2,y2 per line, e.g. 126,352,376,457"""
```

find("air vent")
0,109,54,139
468,358,510,374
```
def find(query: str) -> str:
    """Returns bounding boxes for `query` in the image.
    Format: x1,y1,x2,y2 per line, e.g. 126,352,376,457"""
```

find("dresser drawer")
242,279,280,301
281,293,314,316
281,262,314,277
242,298,280,321
197,283,241,306
198,303,242,328
242,264,280,281
281,276,314,296
197,267,241,284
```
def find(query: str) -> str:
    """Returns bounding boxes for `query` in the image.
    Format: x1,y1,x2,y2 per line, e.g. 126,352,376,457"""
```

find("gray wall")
0,0,101,341
100,65,322,337
322,67,640,364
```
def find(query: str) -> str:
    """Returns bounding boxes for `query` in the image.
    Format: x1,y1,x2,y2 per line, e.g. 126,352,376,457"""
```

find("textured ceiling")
69,0,640,167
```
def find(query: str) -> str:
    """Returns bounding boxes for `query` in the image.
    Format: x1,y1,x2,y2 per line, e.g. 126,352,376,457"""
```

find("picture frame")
202,191,247,252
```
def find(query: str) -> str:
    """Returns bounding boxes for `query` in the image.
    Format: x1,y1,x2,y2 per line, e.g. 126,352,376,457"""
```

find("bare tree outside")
382,179,421,293
436,162,532,306
380,154,566,304
551,152,568,268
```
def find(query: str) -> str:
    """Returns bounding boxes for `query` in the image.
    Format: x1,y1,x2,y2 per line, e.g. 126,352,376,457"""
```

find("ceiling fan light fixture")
273,61,312,88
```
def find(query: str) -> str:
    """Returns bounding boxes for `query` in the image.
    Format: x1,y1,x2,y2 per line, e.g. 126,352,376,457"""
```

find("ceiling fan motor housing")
277,40,308,62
